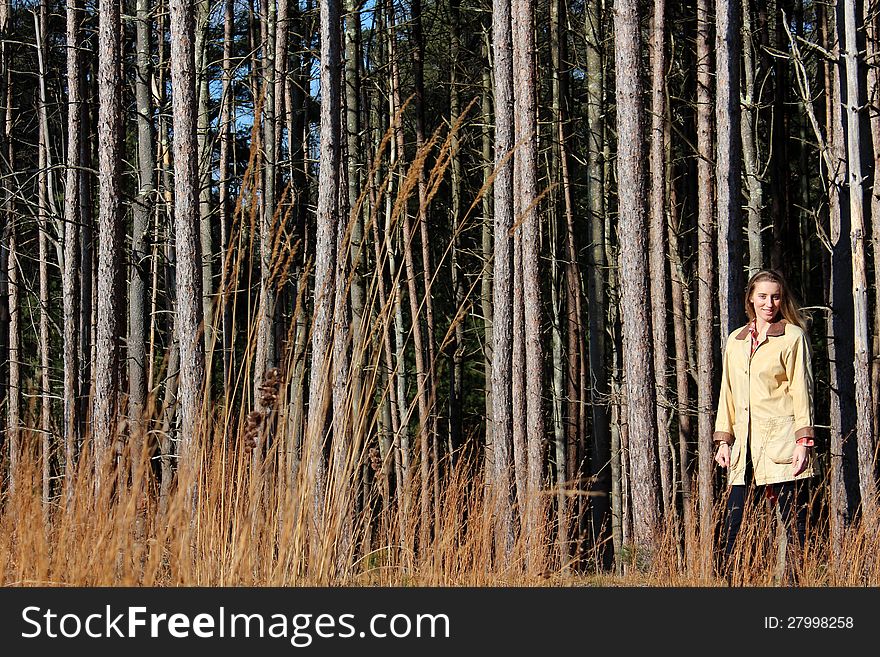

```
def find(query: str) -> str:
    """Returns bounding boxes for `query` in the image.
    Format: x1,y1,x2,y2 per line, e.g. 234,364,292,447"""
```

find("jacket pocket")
761,415,796,464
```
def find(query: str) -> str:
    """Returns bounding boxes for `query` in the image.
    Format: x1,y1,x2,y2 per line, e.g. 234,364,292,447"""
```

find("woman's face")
750,280,782,323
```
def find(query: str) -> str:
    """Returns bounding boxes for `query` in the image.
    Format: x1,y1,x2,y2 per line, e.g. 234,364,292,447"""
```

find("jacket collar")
734,318,787,340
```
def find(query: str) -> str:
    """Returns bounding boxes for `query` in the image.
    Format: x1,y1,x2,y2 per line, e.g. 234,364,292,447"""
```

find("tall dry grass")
4,431,880,586
3,100,880,588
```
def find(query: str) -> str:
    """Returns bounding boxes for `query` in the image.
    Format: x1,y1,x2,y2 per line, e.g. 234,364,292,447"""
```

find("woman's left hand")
792,444,810,477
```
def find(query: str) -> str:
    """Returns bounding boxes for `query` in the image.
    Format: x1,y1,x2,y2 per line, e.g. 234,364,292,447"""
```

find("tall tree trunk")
840,0,878,523
94,0,124,492
695,0,717,571
254,0,278,469
648,0,672,514
716,0,744,339
36,0,53,515
614,0,661,557
512,0,544,572
306,0,342,563
491,0,517,561
63,0,82,503
550,0,570,565
4,42,18,494
194,0,215,378
865,0,880,449
219,0,235,395
131,0,155,486
481,32,494,489
169,0,207,475
741,0,763,275
343,0,366,493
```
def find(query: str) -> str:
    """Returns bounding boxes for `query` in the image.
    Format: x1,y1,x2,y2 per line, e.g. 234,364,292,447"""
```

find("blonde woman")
714,269,815,578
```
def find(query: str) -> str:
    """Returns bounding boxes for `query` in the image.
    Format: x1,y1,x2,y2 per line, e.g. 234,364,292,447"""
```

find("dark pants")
722,480,809,563
721,440,811,581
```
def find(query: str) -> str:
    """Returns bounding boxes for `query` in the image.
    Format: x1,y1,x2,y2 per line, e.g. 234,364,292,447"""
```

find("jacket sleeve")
786,329,815,439
714,337,736,446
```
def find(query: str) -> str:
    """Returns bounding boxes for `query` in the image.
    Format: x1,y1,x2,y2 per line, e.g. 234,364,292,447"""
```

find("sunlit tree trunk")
63,0,82,503
512,0,544,573
741,0,763,276
306,0,342,563
93,0,124,492
840,0,878,523
716,0,744,341
491,0,516,560
695,0,717,570
36,0,54,515
169,0,207,473
614,0,661,557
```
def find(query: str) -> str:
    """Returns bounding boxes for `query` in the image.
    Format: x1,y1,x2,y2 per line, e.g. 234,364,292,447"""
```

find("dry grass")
2,433,879,587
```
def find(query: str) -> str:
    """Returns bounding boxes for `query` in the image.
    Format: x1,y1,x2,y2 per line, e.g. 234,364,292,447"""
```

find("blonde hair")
744,269,809,331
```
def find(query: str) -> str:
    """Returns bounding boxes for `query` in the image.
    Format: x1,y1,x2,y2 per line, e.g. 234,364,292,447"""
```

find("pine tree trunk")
648,0,672,515
741,0,763,276
865,1,880,448
131,0,155,480
93,0,124,490
63,0,82,503
512,0,544,572
840,0,878,523
716,0,744,342
4,47,18,495
306,0,342,563
490,0,516,560
614,0,661,557
480,33,494,489
219,0,235,393
36,0,53,515
169,0,207,472
696,0,717,570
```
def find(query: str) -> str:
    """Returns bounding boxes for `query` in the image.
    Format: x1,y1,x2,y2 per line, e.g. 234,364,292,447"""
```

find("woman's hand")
714,442,730,469
792,444,810,477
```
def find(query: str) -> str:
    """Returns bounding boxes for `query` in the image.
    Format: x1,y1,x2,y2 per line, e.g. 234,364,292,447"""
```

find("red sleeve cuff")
796,437,814,447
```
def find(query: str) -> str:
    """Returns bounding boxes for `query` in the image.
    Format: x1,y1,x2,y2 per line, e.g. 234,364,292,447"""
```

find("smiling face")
749,281,782,324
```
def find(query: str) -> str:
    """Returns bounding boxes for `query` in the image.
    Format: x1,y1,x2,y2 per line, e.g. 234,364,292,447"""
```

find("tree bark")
131,0,155,481
741,0,763,276
648,0,672,514
306,0,342,562
716,0,744,340
491,0,517,560
169,0,207,472
614,0,662,558
840,0,878,523
93,0,124,491
695,0,717,571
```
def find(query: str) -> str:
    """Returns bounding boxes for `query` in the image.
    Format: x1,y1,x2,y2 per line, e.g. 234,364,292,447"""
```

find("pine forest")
0,0,879,586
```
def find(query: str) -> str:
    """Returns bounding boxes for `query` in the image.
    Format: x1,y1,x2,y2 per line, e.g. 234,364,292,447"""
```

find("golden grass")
2,431,879,587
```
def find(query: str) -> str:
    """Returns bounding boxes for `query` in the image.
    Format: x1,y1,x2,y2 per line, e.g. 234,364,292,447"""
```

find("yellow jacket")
713,319,815,486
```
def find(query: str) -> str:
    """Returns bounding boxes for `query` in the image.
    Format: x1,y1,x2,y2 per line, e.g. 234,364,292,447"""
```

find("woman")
714,269,814,580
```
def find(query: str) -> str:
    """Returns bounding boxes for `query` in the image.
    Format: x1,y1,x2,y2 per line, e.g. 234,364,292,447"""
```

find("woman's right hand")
714,442,730,469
